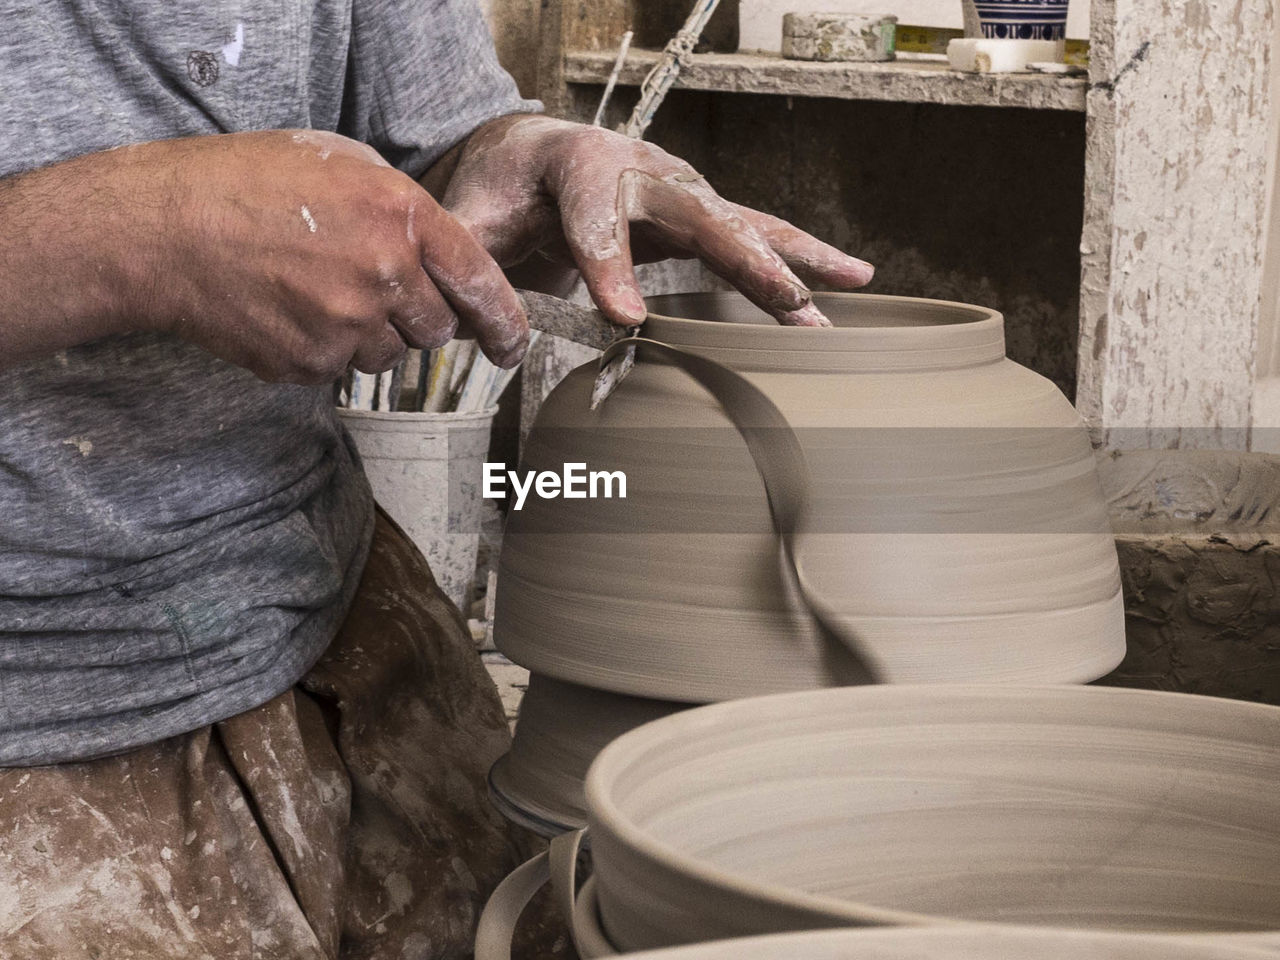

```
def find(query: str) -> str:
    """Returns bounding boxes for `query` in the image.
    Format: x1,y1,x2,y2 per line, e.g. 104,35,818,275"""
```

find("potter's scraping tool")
515,290,641,407
588,331,640,409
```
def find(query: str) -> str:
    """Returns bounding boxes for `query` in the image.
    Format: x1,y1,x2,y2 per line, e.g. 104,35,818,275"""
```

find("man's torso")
0,0,373,765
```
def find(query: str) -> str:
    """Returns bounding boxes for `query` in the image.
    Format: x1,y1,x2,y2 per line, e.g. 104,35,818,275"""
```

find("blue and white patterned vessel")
973,0,1069,39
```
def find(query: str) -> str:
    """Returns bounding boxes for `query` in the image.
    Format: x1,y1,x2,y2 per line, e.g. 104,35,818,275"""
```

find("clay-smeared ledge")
564,48,1087,112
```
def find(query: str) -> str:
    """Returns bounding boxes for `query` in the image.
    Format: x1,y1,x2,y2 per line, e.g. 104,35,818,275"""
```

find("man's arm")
0,144,160,364
0,130,530,376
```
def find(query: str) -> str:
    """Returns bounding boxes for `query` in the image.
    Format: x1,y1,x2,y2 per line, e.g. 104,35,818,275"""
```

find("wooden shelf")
563,48,1087,113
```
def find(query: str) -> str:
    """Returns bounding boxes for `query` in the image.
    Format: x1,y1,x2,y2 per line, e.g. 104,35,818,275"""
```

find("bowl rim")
638,293,1007,370
643,291,1001,329
583,683,1280,932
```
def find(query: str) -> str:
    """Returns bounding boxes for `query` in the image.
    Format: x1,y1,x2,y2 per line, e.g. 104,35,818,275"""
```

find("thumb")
411,194,529,368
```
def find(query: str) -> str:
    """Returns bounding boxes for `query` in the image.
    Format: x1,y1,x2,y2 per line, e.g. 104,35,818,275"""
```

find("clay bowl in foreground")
584,684,1280,952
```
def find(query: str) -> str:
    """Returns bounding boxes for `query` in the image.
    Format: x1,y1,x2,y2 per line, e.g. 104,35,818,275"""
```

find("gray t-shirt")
0,1,538,765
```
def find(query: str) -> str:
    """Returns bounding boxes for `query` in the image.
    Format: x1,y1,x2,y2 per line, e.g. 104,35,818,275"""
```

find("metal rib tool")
515,290,641,406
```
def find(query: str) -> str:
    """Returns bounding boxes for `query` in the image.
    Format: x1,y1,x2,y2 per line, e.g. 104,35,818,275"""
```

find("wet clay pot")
488,674,685,836
584,685,1280,952
495,292,1125,701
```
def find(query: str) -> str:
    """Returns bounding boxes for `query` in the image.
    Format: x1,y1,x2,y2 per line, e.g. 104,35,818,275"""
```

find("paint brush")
349,371,379,410
380,360,405,411
455,352,497,413
423,341,461,413
449,341,478,394
414,349,431,412
445,341,478,411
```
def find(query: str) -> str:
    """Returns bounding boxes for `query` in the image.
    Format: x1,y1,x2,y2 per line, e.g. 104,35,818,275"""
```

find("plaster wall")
1096,450,1280,705
1251,2,1280,453
1079,0,1273,450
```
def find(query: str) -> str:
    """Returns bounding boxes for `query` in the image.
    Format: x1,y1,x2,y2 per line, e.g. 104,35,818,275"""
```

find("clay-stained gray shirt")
0,0,538,765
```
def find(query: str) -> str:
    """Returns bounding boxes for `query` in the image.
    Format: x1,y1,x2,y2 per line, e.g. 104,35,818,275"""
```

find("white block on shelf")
946,37,1063,72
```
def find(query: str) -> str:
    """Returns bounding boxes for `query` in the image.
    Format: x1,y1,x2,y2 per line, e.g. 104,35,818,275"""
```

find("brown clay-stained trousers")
0,509,529,959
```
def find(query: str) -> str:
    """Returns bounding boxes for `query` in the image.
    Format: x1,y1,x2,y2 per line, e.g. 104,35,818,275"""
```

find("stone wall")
1102,535,1280,705
1096,450,1280,705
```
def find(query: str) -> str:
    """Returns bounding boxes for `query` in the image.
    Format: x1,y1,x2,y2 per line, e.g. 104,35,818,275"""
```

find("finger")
388,268,459,350
556,179,648,327
350,321,407,373
776,301,833,328
632,174,813,317
732,204,875,289
412,197,529,368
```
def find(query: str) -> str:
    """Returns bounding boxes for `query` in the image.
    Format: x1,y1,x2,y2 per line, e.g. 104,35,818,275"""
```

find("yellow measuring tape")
895,24,1089,65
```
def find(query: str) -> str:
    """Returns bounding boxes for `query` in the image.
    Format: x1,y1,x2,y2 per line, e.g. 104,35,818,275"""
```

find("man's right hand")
0,130,530,379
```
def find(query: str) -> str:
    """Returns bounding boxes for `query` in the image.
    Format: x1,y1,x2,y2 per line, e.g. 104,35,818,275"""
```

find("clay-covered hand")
440,115,874,328
155,130,530,376
0,129,529,377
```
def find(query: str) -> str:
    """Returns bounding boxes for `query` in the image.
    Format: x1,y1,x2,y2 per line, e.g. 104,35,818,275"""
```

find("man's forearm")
0,147,163,366
3,129,532,379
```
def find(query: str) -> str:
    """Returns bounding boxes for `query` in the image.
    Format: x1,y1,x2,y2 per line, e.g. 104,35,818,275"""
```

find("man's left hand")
439,115,874,332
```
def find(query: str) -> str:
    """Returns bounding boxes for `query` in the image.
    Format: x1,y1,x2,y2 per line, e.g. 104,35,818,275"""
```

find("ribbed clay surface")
495,292,1125,701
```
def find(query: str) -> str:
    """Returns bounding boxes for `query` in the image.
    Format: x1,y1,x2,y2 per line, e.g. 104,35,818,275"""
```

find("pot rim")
640,292,1006,372
583,683,1280,933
